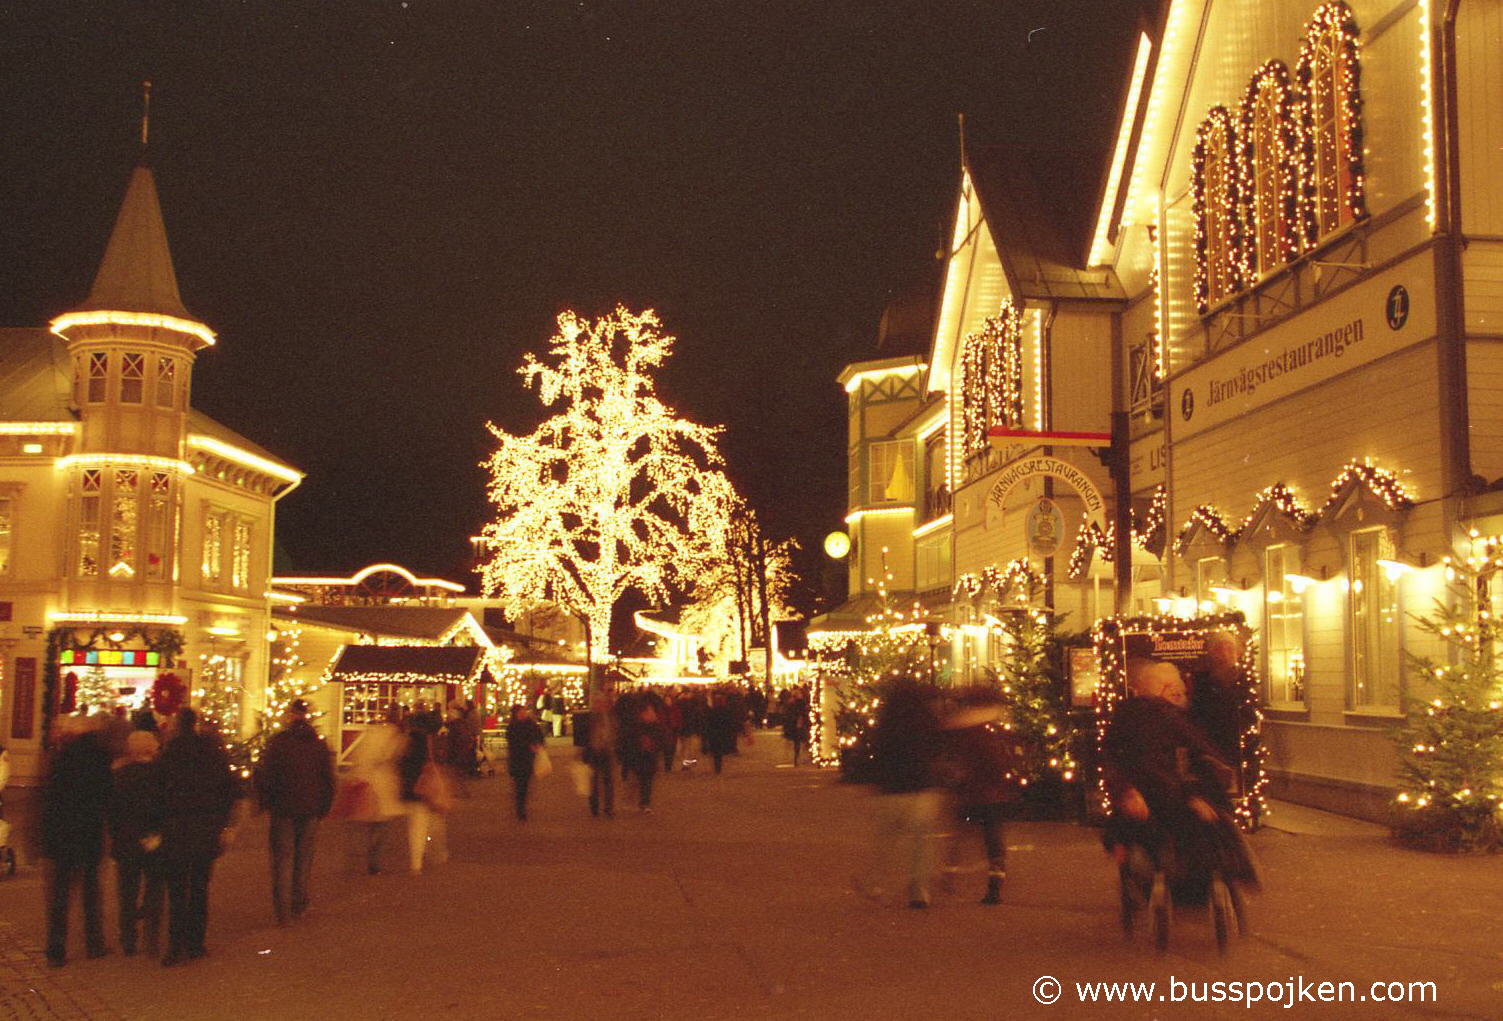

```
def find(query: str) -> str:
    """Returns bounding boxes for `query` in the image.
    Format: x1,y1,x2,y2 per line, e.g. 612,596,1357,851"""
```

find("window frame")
1348,526,1402,713
1263,544,1307,705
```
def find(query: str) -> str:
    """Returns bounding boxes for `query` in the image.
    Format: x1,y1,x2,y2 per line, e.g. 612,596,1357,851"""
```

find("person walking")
254,699,335,925
582,694,617,818
620,696,664,811
506,704,545,821
108,730,166,956
398,710,449,873
940,691,1021,905
782,687,811,767
856,678,943,909
158,708,239,966
349,707,406,874
39,715,113,967
703,692,738,775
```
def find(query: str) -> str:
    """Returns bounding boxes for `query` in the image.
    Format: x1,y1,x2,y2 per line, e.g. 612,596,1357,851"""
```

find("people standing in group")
253,699,335,925
157,708,239,966
782,686,811,767
581,694,617,818
349,706,406,874
856,677,943,909
109,730,166,956
703,691,738,775
39,714,113,967
398,707,448,874
940,690,1021,906
506,704,546,821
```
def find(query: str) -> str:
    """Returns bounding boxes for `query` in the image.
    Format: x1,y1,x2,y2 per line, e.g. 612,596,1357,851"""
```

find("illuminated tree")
680,503,798,676
478,307,739,684
245,626,327,763
1393,539,1503,852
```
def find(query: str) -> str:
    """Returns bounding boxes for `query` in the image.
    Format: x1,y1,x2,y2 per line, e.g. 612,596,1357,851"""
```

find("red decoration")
151,672,186,717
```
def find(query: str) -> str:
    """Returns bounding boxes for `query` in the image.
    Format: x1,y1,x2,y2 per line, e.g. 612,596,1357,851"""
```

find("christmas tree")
1392,537,1503,852
992,608,1077,791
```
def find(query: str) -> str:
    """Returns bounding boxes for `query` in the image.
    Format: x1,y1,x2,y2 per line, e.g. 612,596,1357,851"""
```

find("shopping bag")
416,763,455,813
570,761,591,797
533,745,553,778
331,778,377,822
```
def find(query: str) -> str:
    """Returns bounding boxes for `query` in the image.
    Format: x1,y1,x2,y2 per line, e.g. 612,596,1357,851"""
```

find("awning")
327,645,485,686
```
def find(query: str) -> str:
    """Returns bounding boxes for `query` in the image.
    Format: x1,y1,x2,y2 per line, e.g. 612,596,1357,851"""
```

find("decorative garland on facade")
1172,460,1413,554
1066,486,1169,579
1192,1,1368,314
959,298,1026,457
1295,0,1368,243
1237,61,1303,279
953,558,1044,604
1191,106,1243,312
41,625,185,748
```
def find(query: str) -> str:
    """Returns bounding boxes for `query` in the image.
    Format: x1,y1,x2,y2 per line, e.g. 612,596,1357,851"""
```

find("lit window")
1349,527,1401,710
78,469,102,577
156,357,177,409
922,430,949,522
1264,545,1306,703
0,497,13,576
120,353,144,404
203,512,223,584
231,518,252,589
867,440,913,505
87,352,108,403
916,533,952,592
1196,556,1225,613
1244,63,1298,277
110,470,138,577
145,472,171,581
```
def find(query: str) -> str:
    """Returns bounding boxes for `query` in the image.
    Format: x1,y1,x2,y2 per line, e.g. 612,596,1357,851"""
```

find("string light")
959,299,1026,460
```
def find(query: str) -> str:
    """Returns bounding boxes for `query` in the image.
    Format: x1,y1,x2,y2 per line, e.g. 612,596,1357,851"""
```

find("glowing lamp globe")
823,531,851,559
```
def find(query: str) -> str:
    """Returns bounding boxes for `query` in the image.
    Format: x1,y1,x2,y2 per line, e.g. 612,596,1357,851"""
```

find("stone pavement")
0,734,1499,1021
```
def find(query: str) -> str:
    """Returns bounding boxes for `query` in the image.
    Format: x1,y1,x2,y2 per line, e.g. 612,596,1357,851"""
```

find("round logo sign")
822,531,851,560
1180,387,1195,422
1025,498,1064,557
1386,285,1409,331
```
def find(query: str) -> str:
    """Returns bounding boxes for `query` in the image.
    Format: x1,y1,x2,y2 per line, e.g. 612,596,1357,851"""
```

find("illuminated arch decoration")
1067,486,1169,579
1295,1,1368,244
959,299,1026,457
953,558,1044,604
1238,61,1303,279
1191,107,1243,312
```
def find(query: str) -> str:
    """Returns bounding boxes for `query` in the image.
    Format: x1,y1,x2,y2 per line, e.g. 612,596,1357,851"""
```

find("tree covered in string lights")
1392,537,1503,853
244,627,326,763
477,307,740,687
991,608,1077,792
679,503,798,677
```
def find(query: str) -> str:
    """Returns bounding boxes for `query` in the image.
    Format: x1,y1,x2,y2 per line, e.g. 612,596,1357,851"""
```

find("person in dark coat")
940,693,1022,905
580,695,617,818
855,678,944,909
703,692,738,774
1188,632,1254,796
781,687,811,767
109,730,166,956
505,704,545,821
253,700,335,924
398,707,448,873
157,708,238,966
618,694,664,810
39,715,113,967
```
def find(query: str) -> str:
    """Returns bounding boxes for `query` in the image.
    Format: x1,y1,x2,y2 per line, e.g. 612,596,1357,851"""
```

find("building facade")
826,0,1503,820
0,159,302,780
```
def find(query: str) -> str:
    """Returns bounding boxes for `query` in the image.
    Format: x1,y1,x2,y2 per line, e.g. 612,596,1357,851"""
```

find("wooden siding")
1457,0,1503,236
1463,241,1503,337
1466,337,1503,481
1048,310,1114,436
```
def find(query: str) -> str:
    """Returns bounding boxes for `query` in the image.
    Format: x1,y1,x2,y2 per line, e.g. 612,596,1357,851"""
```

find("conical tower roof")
75,162,192,319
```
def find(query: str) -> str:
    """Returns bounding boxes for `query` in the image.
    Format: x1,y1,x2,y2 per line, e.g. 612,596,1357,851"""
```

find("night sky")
0,1,1147,613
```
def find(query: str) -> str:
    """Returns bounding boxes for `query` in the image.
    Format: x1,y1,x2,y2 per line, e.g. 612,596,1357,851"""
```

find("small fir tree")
992,608,1076,789
1393,539,1503,852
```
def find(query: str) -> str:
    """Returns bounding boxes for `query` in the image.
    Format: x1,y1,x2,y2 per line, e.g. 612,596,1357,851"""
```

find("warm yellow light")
206,626,241,637
844,507,914,526
59,453,195,475
187,434,303,485
272,563,466,593
0,422,76,435
265,590,307,604
912,514,953,539
1417,0,1437,230
48,611,189,626
21,442,43,454
1089,32,1154,265
50,309,216,347
842,364,925,394
1284,573,1319,594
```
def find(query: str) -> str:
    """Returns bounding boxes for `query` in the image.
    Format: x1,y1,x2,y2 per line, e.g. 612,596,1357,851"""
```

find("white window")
231,518,252,590
120,353,145,404
156,357,177,409
1264,545,1306,704
916,534,952,592
1349,527,1401,711
0,497,13,576
109,470,139,577
867,440,913,505
87,352,108,403
78,469,102,577
202,512,224,584
145,472,172,581
1196,556,1225,614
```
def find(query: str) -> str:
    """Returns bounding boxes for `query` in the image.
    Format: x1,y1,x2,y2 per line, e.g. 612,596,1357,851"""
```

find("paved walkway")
0,734,1498,1020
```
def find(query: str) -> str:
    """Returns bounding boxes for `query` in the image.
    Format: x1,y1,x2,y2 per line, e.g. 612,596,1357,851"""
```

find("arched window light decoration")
1192,107,1242,312
1191,2,1368,315
1239,61,1302,280
959,298,1027,458
1296,1,1367,242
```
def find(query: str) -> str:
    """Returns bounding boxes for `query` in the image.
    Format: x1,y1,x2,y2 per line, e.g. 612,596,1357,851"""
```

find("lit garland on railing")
1238,61,1303,278
1191,2,1368,314
960,299,1026,458
1091,612,1267,828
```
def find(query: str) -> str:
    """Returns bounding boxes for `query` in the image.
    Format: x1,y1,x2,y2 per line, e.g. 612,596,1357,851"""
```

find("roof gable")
77,164,193,320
